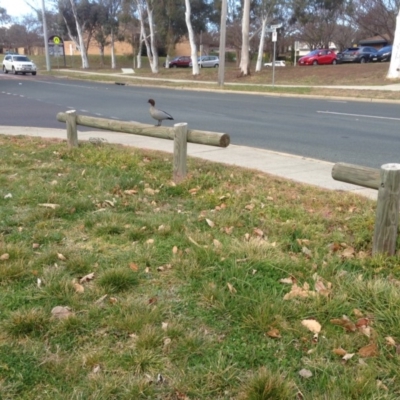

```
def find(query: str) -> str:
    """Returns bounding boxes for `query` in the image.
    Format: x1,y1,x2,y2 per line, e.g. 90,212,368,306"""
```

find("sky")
2,0,40,19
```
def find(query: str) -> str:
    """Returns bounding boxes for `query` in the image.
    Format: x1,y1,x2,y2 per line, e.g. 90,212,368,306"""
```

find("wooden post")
65,110,78,148
332,162,380,190
372,163,400,256
173,123,188,183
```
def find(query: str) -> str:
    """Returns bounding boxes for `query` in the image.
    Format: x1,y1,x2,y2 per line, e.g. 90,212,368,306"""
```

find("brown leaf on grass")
206,218,215,228
39,203,59,209
80,273,95,283
358,343,379,357
124,189,138,195
245,203,255,211
385,336,397,346
188,187,199,195
227,283,237,294
129,263,139,271
333,347,348,357
330,315,357,332
355,318,369,328
341,247,355,258
298,369,313,378
57,252,67,261
213,239,222,247
172,246,178,254
314,278,332,297
253,228,264,237
73,282,85,293
32,243,40,249
283,283,315,300
148,297,158,305
301,319,322,334
109,297,118,304
0,253,10,260
51,306,73,319
266,328,281,338
146,238,154,245
279,276,296,284
302,246,312,257
224,226,234,235
353,308,364,318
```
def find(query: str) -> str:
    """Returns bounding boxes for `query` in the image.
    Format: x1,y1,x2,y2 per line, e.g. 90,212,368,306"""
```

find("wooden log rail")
57,110,230,185
56,112,230,148
332,162,400,256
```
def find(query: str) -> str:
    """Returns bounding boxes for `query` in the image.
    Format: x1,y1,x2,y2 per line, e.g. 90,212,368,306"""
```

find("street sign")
269,23,283,29
272,31,277,42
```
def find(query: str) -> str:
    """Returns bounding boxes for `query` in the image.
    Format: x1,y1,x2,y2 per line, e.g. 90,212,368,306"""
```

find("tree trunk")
185,0,199,75
69,0,89,68
239,0,251,76
387,9,400,79
111,28,116,69
255,16,268,72
146,0,159,73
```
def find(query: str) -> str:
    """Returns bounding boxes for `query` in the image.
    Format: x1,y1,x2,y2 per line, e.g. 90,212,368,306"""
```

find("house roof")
359,34,391,46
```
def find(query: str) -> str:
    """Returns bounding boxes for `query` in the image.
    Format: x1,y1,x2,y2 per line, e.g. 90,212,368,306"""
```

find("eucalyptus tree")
388,7,400,79
185,0,200,75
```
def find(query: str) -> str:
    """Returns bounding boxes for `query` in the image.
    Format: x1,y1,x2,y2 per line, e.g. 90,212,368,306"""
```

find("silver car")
2,55,37,75
189,55,219,68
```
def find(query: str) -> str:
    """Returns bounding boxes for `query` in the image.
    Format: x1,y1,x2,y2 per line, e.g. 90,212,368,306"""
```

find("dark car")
337,46,378,63
372,45,392,62
163,56,191,68
298,49,337,65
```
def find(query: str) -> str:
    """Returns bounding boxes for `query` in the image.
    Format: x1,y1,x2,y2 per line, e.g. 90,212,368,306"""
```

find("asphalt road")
1,73,400,168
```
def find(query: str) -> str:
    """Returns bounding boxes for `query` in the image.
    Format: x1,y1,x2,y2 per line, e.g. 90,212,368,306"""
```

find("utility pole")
41,0,51,71
218,0,227,87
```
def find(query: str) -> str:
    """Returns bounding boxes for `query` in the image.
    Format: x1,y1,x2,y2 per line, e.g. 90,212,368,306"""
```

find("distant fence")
332,162,400,256
57,110,230,183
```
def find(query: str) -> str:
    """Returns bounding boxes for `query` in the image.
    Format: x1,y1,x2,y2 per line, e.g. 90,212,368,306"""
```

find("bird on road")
148,99,174,126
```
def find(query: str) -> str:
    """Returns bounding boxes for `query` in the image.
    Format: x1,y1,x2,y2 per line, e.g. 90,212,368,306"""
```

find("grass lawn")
1,134,400,399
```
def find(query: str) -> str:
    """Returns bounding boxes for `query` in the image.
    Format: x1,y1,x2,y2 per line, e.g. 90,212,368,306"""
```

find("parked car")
163,56,191,68
264,60,286,67
371,45,392,62
298,49,337,65
337,46,378,63
189,55,219,68
2,54,37,75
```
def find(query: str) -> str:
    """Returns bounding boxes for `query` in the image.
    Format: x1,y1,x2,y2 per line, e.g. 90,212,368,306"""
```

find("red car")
298,49,337,65
163,56,191,68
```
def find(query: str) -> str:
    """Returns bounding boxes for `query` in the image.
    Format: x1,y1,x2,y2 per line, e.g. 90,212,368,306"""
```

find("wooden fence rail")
57,110,230,184
332,162,400,256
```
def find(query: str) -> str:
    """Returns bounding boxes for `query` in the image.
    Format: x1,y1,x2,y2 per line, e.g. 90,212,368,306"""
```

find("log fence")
332,162,400,256
57,110,230,184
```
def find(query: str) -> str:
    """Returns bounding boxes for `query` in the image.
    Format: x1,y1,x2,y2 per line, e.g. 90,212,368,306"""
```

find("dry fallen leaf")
213,239,222,247
330,315,357,332
57,253,67,261
333,347,348,357
358,343,379,357
301,319,322,334
283,283,315,300
73,282,85,293
342,353,355,361
253,228,264,237
172,246,178,254
299,369,313,378
279,276,295,284
227,282,237,294
39,203,59,209
266,328,281,338
385,336,397,346
206,218,215,228
129,263,139,272
51,306,73,319
80,273,95,283
124,189,138,195
0,253,10,261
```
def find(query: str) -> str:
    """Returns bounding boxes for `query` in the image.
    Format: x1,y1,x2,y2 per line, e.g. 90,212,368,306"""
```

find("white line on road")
317,110,400,121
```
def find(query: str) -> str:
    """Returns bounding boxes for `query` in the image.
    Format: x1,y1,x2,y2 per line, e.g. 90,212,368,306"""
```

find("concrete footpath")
0,125,377,200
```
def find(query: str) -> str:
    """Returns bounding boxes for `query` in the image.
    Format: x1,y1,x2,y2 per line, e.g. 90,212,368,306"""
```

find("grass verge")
1,135,400,399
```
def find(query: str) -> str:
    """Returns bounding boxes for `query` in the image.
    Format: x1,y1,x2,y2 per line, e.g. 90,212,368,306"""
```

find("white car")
2,55,37,75
264,60,286,67
189,55,219,68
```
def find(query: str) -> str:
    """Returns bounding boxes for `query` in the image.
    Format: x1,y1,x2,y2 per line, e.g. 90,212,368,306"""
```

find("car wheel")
312,60,318,65
332,59,337,65
2,65,8,74
32,72,37,76
360,57,366,64
214,64,219,68
12,67,18,75
172,64,177,68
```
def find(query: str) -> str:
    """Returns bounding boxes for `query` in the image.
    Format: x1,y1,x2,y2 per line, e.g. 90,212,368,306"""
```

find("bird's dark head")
148,99,155,106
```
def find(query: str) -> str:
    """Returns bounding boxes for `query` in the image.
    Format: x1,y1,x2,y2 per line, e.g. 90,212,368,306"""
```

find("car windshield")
306,50,320,56
14,56,30,62
379,46,392,52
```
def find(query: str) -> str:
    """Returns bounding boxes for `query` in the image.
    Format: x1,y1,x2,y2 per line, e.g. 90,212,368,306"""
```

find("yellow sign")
53,36,61,45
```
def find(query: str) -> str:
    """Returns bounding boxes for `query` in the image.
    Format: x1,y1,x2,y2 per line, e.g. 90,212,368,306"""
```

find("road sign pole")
272,30,277,87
